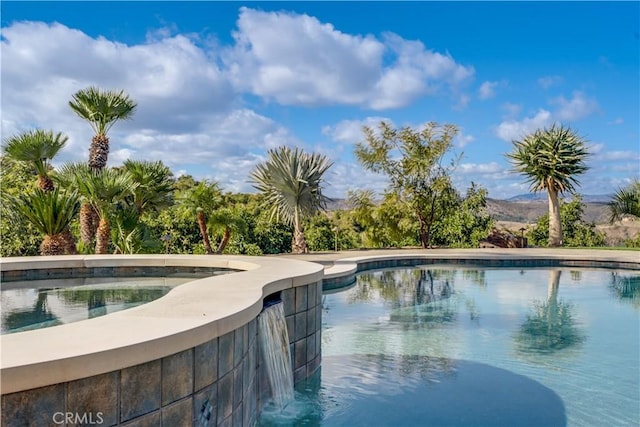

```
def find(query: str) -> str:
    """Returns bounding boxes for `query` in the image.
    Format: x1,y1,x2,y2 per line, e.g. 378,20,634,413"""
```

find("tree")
250,147,333,254
527,195,605,247
5,188,80,256
507,124,590,247
0,156,40,256
209,207,247,254
179,180,222,254
2,129,68,192
69,87,137,170
609,179,640,222
121,160,174,216
355,121,459,248
60,165,138,254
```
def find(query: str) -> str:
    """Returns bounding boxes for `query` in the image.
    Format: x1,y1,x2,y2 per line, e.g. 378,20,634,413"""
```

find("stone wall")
1,281,323,427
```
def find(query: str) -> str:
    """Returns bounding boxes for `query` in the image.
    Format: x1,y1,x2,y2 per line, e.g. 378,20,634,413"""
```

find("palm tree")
250,147,333,254
2,129,68,192
179,180,222,254
5,188,79,256
507,124,590,247
609,179,640,222
59,164,138,254
121,159,174,216
209,207,247,254
69,86,137,170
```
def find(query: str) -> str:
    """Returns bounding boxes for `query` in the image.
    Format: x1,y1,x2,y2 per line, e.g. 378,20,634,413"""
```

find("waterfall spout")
258,301,294,410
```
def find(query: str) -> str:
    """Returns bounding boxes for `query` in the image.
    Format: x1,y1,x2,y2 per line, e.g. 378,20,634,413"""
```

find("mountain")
507,193,614,203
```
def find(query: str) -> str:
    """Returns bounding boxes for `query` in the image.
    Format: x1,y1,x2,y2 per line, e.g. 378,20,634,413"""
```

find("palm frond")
249,147,333,226
6,188,79,235
2,130,68,176
69,86,137,135
506,124,590,194
609,180,640,222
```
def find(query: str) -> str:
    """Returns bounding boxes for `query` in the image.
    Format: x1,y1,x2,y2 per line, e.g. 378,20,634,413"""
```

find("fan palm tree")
250,147,333,254
2,129,68,192
507,124,590,247
5,188,79,255
209,207,247,254
59,164,138,254
121,159,174,216
69,86,137,170
608,179,640,222
179,180,222,254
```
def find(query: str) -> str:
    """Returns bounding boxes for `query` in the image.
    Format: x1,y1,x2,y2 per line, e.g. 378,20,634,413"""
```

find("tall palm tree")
69,86,137,170
609,179,640,222
2,129,68,192
179,180,222,254
59,164,138,254
507,124,590,247
5,188,79,256
250,147,333,254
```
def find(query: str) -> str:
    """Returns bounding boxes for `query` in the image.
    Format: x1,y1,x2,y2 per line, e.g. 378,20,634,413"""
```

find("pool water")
260,266,640,427
1,276,197,334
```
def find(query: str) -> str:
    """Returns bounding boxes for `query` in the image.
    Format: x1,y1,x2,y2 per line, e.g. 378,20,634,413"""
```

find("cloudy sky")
1,2,638,199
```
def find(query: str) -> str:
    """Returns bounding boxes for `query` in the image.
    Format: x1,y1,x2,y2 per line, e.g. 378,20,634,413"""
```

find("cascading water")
258,301,294,410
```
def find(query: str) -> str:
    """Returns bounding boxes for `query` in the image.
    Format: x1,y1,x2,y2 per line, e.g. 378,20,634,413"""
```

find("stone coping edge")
323,249,640,280
0,255,323,394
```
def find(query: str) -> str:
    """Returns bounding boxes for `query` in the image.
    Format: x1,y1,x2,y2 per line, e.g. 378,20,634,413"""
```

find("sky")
1,1,638,199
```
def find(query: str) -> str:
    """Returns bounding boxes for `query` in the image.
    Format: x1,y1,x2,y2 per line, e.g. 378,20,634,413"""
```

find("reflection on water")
514,270,585,355
0,277,199,334
261,266,640,427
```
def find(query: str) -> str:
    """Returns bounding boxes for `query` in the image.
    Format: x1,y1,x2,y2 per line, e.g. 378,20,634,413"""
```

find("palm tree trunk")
547,187,563,247
80,203,99,248
41,234,66,256
95,217,111,254
37,174,55,192
61,228,77,255
89,134,110,170
197,211,214,254
216,227,231,254
292,208,309,254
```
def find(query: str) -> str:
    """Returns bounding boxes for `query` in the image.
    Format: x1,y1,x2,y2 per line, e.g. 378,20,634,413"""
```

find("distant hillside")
328,197,612,224
487,198,611,224
507,193,614,203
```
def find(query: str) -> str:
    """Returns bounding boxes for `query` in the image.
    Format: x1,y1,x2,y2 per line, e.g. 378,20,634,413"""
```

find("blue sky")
1,1,638,199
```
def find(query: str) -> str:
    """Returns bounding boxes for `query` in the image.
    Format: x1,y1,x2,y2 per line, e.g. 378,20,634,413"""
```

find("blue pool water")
1,276,196,334
260,266,640,427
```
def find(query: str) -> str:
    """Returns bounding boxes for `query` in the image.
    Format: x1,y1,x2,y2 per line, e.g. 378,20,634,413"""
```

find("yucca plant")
250,147,333,254
507,124,590,247
609,179,640,222
6,188,79,256
69,86,137,170
2,129,68,192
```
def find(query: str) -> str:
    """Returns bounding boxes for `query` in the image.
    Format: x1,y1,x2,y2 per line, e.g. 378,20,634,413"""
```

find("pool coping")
0,255,323,394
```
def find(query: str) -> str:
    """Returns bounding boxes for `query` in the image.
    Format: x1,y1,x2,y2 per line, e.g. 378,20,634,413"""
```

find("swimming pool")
260,265,640,426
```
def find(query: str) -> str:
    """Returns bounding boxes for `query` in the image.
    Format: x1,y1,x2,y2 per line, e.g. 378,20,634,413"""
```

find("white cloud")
537,75,563,89
458,162,503,175
607,117,624,125
478,81,498,100
322,117,392,145
501,102,522,119
225,8,474,110
551,91,599,121
494,92,598,142
456,132,475,148
495,109,553,141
